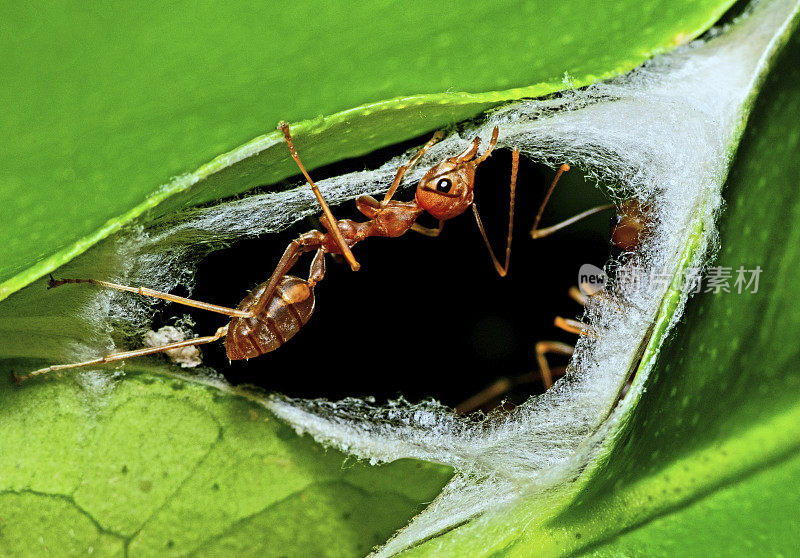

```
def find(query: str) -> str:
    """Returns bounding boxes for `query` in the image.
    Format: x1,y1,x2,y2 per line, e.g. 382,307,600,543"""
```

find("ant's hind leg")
569,286,591,306
47,275,253,319
13,326,229,384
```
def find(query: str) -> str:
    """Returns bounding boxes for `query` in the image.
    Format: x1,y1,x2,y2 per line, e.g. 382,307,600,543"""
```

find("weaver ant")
14,124,565,383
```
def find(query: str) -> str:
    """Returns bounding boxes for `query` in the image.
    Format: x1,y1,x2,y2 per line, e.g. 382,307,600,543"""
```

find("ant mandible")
14,124,572,383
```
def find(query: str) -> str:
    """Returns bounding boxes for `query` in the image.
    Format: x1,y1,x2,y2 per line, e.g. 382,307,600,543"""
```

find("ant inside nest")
21,127,636,415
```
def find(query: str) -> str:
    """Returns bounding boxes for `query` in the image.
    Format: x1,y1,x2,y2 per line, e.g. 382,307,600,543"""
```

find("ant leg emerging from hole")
456,378,515,414
529,163,615,240
554,316,595,337
456,283,604,413
534,286,606,392
535,341,575,390
455,364,571,414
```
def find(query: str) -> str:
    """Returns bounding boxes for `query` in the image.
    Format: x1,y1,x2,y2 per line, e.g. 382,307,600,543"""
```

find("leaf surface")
0,370,452,556
5,2,788,556
0,0,734,300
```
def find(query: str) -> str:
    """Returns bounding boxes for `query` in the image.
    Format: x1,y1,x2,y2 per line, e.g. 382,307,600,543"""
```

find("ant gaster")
15,124,572,383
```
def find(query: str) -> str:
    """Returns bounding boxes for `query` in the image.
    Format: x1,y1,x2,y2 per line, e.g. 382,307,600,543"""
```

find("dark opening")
161,136,614,412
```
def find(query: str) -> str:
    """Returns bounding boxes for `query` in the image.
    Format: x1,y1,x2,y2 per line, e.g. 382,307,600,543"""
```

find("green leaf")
0,370,452,555
571,24,800,553
0,0,735,301
581,451,800,556
5,2,788,556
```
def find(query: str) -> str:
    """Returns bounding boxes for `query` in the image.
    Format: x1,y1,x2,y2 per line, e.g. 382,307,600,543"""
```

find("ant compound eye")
436,178,453,193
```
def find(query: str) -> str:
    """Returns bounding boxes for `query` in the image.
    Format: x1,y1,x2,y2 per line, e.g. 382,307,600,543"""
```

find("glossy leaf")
3,1,780,556
0,0,734,300
0,370,452,555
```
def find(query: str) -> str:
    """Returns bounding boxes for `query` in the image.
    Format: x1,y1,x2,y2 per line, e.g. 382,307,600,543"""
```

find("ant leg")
529,165,615,239
410,220,445,237
569,285,591,306
452,126,499,167
456,377,513,414
455,365,570,414
472,147,518,277
249,231,324,316
278,122,360,272
569,284,623,312
13,326,229,384
46,276,254,318
49,231,325,322
535,340,574,389
471,126,500,165
383,130,444,203
554,316,596,337
529,163,569,238
531,204,615,239
307,249,326,287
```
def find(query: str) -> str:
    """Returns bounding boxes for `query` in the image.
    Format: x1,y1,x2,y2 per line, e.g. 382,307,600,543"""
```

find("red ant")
15,124,570,383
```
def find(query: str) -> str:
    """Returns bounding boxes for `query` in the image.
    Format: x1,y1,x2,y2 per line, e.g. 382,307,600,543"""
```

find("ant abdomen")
226,276,315,360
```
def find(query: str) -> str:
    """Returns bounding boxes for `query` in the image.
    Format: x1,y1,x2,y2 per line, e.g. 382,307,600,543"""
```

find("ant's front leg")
529,164,615,240
383,130,444,203
410,221,445,237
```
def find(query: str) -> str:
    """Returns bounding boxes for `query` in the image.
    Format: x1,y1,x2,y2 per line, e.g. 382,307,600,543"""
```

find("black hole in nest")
164,141,612,412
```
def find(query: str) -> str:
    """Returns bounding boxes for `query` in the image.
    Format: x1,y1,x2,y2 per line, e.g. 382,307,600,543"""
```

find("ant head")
415,127,499,220
611,199,649,251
